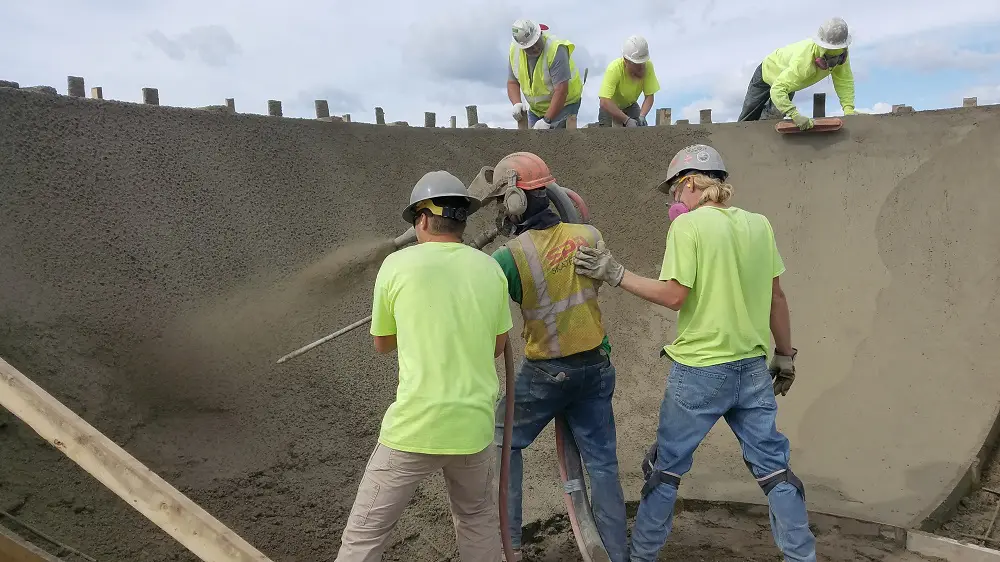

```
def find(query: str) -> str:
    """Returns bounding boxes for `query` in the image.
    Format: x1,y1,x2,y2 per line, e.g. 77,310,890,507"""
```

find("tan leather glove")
769,348,798,396
574,240,625,287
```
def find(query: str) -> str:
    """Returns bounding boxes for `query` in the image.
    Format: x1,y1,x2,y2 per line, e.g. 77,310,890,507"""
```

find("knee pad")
640,443,681,498
751,465,806,500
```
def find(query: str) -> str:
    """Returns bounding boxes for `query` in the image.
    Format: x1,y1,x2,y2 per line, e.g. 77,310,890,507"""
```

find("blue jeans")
527,100,582,129
629,357,816,562
495,347,627,562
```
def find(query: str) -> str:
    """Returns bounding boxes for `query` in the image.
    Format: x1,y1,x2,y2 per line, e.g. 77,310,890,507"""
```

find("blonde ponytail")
690,173,734,206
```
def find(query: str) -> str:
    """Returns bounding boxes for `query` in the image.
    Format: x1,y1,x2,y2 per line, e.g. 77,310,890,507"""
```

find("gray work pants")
738,63,795,122
597,102,644,127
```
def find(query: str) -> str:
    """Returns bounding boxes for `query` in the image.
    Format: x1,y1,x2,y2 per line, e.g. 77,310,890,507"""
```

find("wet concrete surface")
0,88,999,560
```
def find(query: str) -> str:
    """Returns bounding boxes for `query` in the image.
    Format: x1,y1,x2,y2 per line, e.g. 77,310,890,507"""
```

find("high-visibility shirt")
502,222,606,360
509,35,584,116
761,39,855,118
598,57,661,109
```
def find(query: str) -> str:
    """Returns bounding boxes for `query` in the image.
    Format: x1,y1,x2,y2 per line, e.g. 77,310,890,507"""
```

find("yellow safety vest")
509,35,584,116
506,223,606,360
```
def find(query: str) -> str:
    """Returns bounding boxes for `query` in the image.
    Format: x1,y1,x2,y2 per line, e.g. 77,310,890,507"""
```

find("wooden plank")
0,356,274,562
775,116,843,134
0,525,62,562
907,530,1000,560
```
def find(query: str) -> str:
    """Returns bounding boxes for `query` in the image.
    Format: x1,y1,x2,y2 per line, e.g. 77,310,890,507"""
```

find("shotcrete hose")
499,339,516,562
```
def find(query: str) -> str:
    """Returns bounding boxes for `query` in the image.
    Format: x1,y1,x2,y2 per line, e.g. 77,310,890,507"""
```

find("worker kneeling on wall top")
490,152,628,562
597,35,660,127
738,16,856,130
507,18,584,130
335,170,512,562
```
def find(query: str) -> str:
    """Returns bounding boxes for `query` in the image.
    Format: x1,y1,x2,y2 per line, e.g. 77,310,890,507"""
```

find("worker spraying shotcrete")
573,145,815,562
335,171,512,562
507,19,585,130
489,152,627,562
597,35,660,127
738,17,856,130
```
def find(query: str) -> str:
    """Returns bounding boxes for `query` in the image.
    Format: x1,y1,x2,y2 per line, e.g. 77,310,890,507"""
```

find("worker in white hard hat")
507,19,585,130
738,17,856,130
335,171,511,562
598,35,660,127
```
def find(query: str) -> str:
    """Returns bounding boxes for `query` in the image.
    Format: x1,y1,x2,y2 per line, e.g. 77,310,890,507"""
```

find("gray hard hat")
814,17,851,50
657,144,728,193
401,170,482,223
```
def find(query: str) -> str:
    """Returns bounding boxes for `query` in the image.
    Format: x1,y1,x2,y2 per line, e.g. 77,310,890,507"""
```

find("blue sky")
1,0,999,128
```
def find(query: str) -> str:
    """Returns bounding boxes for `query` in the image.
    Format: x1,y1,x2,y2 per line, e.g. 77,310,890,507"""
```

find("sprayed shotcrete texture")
0,86,999,561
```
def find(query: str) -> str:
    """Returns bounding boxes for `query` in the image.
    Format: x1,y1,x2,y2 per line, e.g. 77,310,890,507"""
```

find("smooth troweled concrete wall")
1,87,999,561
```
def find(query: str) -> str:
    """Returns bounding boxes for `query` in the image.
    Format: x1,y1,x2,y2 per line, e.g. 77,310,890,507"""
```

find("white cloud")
0,0,998,127
964,85,1000,105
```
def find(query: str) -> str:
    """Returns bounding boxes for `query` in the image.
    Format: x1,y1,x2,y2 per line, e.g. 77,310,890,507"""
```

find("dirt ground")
935,440,1000,549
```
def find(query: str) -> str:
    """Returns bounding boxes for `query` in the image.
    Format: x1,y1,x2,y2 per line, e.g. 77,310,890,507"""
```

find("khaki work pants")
335,442,502,562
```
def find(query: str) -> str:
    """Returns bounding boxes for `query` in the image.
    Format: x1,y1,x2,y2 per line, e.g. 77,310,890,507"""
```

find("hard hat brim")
401,197,482,224
624,54,649,64
813,34,852,50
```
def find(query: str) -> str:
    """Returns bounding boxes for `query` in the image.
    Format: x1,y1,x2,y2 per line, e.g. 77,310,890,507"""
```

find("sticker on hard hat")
697,151,710,162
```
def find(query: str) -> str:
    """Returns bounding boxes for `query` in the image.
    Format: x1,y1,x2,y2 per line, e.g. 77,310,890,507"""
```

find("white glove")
512,103,525,121
638,115,648,126
624,118,639,128
573,240,625,287
533,119,551,130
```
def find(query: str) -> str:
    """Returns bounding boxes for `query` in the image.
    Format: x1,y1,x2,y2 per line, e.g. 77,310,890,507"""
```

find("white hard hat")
512,19,542,49
622,35,649,64
813,17,851,50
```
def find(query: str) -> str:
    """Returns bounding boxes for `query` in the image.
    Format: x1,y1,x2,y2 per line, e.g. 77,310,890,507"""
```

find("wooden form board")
0,525,63,562
0,356,274,562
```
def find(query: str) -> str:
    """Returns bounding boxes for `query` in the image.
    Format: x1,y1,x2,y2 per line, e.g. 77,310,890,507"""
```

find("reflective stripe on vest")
507,223,605,359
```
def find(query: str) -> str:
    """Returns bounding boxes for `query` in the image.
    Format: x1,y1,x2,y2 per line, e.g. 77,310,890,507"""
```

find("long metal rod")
275,225,500,364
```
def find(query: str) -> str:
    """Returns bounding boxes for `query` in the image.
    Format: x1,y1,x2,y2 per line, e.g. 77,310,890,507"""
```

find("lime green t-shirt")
598,58,661,109
491,245,611,355
658,206,785,367
371,241,513,455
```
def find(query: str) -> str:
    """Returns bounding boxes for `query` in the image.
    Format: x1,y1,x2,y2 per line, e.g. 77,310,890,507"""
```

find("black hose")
499,340,516,561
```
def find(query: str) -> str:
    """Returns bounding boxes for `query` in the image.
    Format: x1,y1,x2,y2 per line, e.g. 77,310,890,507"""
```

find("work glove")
624,117,640,128
768,348,798,396
791,113,814,131
573,240,625,287
638,115,648,126
843,106,856,115
511,102,526,121
533,118,551,130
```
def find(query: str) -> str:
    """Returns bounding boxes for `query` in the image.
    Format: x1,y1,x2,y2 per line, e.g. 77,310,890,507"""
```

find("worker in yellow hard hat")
507,19,585,129
738,17,856,130
597,35,660,127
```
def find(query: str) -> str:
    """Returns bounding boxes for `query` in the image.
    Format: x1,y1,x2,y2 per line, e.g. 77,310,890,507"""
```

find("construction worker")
597,35,660,127
573,145,814,562
335,171,513,562
507,19,585,130
490,152,627,562
738,17,856,130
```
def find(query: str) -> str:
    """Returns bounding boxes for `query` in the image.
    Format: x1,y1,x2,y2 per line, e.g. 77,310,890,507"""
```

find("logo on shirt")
544,236,589,271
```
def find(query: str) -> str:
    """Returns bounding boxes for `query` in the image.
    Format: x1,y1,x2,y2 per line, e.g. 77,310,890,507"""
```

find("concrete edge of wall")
908,530,1000,561
917,400,1000,533
673,498,1000,560
1,78,996,130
